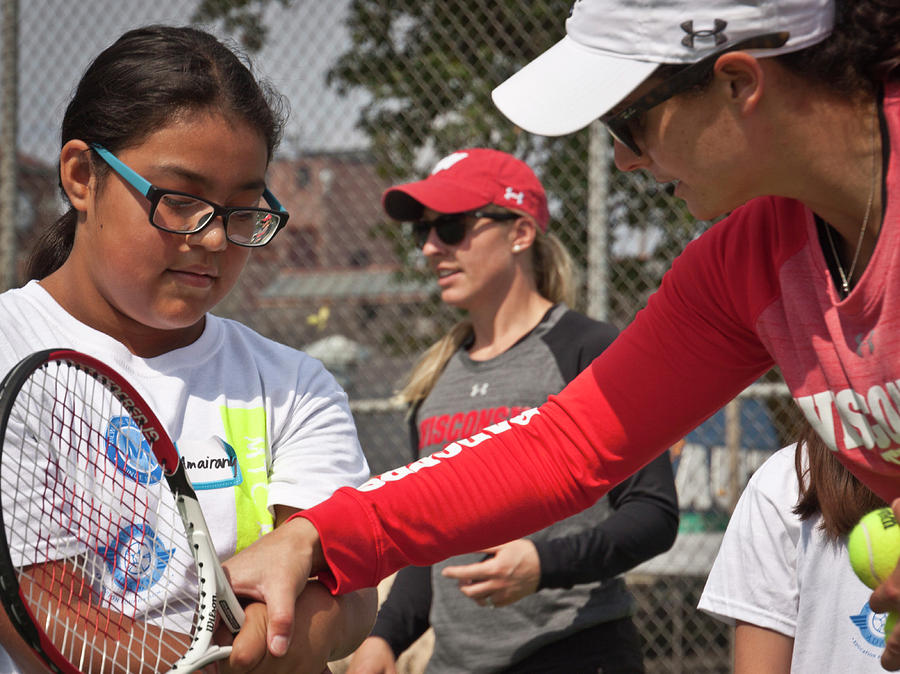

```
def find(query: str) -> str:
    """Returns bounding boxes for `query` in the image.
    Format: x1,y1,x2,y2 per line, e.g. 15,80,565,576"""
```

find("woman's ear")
510,216,538,254
59,139,95,213
713,52,765,115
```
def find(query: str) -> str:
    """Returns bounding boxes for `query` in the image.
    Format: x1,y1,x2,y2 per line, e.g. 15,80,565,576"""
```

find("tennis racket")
0,349,244,674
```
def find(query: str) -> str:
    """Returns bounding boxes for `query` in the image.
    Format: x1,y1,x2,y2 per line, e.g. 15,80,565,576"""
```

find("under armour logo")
680,19,727,48
856,332,875,357
470,382,489,397
504,187,524,205
431,152,469,175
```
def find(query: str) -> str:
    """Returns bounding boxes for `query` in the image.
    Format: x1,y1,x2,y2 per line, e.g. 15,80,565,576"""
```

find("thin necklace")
825,105,878,296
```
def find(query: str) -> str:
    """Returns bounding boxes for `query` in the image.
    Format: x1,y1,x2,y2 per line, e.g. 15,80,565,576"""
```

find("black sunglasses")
600,32,789,156
412,210,520,248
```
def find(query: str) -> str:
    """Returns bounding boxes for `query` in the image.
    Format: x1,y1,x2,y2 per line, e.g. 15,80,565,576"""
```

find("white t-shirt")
0,281,369,672
698,445,888,672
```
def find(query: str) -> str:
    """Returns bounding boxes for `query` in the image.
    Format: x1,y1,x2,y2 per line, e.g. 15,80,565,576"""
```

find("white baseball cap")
492,0,835,136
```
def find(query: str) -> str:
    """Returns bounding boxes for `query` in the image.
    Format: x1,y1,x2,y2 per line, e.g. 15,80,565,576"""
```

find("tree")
327,2,573,173
325,1,590,323
327,1,711,328
201,0,707,332
191,0,293,52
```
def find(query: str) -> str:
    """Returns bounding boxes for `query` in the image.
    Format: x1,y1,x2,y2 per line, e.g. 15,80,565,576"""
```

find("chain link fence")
2,1,805,671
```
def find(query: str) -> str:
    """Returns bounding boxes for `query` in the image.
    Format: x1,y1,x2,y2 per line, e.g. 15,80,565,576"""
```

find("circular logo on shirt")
850,601,887,648
105,415,163,484
97,523,174,593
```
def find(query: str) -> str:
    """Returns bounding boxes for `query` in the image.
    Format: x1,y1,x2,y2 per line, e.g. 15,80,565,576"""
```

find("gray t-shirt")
371,305,679,673
418,305,630,673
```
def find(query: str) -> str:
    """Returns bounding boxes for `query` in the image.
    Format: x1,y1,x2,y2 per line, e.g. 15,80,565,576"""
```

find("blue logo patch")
850,602,887,648
98,523,174,593
105,415,162,484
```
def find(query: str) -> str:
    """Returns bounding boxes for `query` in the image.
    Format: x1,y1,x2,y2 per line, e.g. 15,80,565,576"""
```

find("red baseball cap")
382,148,550,232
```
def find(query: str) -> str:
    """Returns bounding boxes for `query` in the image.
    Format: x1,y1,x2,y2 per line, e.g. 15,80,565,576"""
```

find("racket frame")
0,349,245,674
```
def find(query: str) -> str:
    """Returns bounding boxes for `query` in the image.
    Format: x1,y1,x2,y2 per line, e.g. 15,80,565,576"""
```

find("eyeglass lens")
606,120,641,156
153,194,282,245
412,215,468,248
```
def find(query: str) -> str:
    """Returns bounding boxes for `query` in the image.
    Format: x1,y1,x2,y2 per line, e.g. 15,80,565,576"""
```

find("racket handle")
216,576,246,633
170,644,233,674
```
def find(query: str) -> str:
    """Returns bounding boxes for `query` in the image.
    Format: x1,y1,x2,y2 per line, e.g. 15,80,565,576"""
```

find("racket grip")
170,644,233,674
216,576,246,633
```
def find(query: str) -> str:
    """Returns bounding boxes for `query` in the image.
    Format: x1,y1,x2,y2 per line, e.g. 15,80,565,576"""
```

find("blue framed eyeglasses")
90,144,289,247
600,32,789,156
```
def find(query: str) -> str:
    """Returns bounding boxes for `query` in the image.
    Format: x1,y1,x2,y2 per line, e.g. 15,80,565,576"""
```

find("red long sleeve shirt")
303,81,900,595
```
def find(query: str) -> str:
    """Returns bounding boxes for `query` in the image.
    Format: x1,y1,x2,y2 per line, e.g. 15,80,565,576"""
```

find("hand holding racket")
0,349,244,674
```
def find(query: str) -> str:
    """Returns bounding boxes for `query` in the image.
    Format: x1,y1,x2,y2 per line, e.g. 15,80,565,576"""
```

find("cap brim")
383,180,491,221
492,36,658,137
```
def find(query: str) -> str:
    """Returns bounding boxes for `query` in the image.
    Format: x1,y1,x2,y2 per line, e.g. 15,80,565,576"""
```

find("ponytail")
25,211,77,281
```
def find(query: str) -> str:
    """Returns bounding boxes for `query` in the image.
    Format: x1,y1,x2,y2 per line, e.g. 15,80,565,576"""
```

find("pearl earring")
512,244,522,253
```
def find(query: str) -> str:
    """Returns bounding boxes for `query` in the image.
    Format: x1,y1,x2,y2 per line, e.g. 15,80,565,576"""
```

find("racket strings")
1,360,203,674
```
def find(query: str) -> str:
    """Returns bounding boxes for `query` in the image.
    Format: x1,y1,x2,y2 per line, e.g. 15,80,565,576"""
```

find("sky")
7,0,369,164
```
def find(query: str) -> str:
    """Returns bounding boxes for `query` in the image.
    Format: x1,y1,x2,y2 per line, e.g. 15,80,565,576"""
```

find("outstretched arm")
223,224,775,655
223,505,376,670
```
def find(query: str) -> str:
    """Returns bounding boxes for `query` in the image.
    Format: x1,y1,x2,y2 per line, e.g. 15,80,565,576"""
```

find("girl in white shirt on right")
699,426,888,673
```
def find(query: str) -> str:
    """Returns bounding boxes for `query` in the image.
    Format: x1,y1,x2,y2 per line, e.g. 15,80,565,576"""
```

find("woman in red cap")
345,148,678,673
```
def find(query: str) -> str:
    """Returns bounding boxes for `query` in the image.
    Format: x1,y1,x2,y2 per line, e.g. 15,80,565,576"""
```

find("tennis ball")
887,611,898,639
848,507,900,589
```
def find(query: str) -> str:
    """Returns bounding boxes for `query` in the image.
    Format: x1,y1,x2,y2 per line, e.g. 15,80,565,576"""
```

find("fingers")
227,603,269,671
442,554,506,607
224,589,337,674
441,540,540,608
265,598,298,657
441,560,490,581
874,499,900,670
441,551,496,581
883,622,900,671
223,517,321,658
456,578,494,598
451,577,510,608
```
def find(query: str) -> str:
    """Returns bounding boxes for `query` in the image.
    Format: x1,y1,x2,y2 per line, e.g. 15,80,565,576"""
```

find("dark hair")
652,0,900,96
26,25,287,281
793,422,885,539
775,0,900,95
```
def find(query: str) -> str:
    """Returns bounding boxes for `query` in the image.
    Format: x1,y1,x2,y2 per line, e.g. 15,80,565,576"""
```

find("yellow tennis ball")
848,507,900,589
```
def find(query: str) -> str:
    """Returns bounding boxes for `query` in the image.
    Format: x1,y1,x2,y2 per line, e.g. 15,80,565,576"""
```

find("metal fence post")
0,0,18,292
726,398,743,512
586,120,610,321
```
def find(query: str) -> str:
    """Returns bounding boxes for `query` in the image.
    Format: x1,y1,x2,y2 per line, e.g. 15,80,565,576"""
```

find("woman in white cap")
222,1,900,670
346,148,678,674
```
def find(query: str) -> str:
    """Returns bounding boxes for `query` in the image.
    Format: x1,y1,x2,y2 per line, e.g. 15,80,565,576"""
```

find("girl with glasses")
224,1,900,670
0,25,375,674
345,148,678,674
